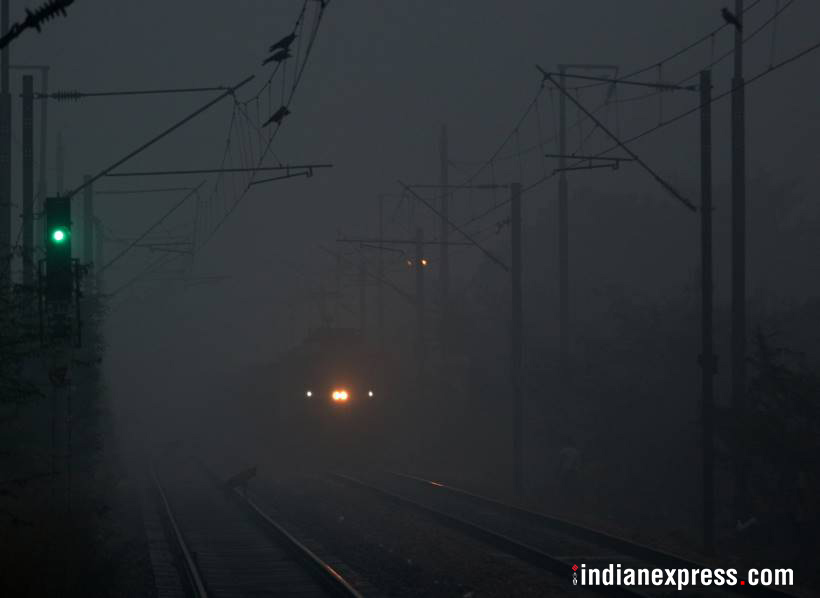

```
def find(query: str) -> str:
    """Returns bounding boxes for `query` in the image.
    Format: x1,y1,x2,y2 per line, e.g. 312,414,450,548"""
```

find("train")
271,326,386,461
287,326,378,408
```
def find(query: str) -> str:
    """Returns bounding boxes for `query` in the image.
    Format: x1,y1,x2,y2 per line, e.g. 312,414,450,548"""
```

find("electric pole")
22,75,34,286
730,0,748,521
0,0,10,290
415,226,425,388
37,68,48,241
56,131,64,194
82,175,93,265
439,124,449,313
378,195,385,352
557,66,568,376
555,63,618,376
511,183,523,494
699,70,716,555
334,249,341,326
359,254,366,338
403,180,524,491
11,65,50,249
95,218,103,292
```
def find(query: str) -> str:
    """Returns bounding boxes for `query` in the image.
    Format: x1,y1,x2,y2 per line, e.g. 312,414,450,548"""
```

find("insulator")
25,0,74,33
52,90,82,102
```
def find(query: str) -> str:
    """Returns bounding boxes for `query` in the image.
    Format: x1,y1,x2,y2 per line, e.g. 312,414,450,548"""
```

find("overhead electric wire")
565,0,764,92
107,252,176,298
99,182,205,275
446,0,788,210
459,0,798,174
583,0,798,108
399,181,509,272
453,1,804,233
195,0,331,253
456,32,820,234
64,75,254,200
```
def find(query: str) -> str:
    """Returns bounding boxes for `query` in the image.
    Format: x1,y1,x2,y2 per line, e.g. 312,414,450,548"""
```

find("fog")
2,2,819,595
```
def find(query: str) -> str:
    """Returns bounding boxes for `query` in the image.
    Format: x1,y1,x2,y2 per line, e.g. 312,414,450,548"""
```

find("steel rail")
329,473,648,598
383,471,797,598
151,466,209,598
195,462,363,598
230,487,364,598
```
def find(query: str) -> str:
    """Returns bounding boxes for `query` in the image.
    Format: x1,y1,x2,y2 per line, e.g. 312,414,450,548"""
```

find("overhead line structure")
546,31,820,188
441,0,785,218
564,0,764,92
337,238,473,247
552,63,618,375
95,187,197,195
107,252,176,298
547,72,697,92
398,181,509,272
572,0,796,108
0,0,75,50
319,243,416,307
542,69,695,211
104,164,332,178
391,181,525,492
194,0,332,253
98,182,206,275
248,170,315,187
455,36,820,236
33,86,230,101
11,64,49,237
0,0,9,291
64,75,255,200
730,0,748,524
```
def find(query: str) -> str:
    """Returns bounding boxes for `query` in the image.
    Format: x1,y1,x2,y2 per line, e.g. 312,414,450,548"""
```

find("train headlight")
332,389,349,402
306,390,312,398
368,390,374,397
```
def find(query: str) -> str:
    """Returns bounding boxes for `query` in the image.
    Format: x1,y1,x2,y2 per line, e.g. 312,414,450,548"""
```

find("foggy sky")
7,1,820,423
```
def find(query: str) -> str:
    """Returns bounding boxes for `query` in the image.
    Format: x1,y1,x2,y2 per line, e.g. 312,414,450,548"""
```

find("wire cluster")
0,0,75,49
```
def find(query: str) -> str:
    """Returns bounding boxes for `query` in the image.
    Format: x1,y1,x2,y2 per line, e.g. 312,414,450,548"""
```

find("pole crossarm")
554,163,625,173
399,181,510,272
556,63,618,71
406,183,511,190
63,74,255,200
539,69,697,92
105,164,332,178
247,168,323,187
94,187,197,195
542,69,696,212
544,153,633,162
30,86,231,101
337,238,472,247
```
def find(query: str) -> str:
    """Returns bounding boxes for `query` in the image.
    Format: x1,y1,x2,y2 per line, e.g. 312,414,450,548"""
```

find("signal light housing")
45,196,72,301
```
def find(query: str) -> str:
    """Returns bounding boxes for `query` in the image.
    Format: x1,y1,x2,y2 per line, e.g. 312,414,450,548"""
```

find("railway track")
151,462,362,598
331,471,797,598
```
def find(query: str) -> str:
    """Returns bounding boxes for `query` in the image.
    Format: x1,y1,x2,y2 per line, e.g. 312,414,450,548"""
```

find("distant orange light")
332,389,349,402
421,258,429,267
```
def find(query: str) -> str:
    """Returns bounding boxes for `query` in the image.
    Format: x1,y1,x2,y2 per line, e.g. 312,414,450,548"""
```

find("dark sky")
8,1,820,418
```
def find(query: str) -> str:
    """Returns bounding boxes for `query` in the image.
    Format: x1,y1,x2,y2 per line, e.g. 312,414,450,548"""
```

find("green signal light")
51,228,68,243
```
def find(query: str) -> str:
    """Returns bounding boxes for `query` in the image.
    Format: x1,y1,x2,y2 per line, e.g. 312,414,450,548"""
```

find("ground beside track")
251,470,591,598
